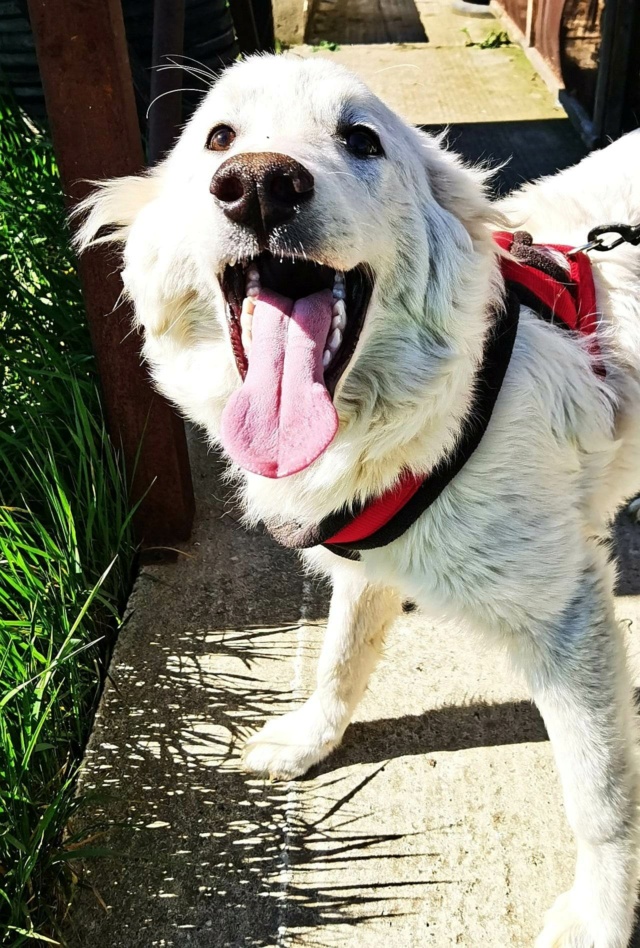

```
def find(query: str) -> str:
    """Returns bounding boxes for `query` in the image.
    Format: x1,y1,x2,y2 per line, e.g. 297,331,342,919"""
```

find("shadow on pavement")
318,699,548,777
306,0,427,45
68,616,430,947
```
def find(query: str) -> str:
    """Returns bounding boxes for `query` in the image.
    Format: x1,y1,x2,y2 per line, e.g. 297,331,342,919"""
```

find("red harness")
494,231,600,342
269,233,602,558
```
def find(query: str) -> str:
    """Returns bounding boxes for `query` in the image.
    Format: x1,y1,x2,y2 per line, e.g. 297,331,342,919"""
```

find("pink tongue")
220,288,338,478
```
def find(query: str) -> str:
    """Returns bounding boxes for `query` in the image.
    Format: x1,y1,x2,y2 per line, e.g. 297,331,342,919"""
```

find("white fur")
77,55,640,947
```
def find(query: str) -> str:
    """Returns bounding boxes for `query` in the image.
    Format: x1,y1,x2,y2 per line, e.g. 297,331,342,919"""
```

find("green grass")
0,87,135,944
462,27,512,49
311,40,340,52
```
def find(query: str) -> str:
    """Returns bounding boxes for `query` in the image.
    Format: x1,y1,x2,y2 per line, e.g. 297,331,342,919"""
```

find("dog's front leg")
242,560,401,780
521,568,639,948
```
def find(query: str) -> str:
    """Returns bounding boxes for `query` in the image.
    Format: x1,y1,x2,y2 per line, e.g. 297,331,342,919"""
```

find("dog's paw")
535,890,621,948
535,894,591,947
241,701,340,780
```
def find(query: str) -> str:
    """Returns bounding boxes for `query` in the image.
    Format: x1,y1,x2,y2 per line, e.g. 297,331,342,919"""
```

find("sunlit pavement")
67,431,640,946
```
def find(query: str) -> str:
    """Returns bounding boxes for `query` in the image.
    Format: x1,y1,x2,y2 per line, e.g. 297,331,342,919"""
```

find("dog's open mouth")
219,252,374,479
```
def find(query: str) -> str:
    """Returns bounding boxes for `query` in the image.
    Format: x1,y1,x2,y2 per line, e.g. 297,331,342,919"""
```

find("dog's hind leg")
242,560,401,780
518,564,640,948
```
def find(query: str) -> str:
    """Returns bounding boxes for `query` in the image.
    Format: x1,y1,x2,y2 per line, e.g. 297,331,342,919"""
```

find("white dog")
77,54,640,947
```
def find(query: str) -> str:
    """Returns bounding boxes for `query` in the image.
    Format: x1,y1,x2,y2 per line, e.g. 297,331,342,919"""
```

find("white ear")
72,170,164,251
416,130,506,239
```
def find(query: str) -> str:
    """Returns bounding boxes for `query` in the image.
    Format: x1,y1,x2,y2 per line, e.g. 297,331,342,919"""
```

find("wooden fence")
494,0,639,147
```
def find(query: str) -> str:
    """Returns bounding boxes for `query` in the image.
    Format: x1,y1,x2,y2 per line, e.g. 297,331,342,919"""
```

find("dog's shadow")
318,697,549,771
304,697,640,946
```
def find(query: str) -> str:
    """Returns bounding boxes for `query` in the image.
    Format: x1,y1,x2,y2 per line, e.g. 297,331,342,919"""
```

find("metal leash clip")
568,222,640,256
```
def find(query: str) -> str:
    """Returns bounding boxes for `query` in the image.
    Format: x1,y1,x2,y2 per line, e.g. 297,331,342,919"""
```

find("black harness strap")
326,287,521,556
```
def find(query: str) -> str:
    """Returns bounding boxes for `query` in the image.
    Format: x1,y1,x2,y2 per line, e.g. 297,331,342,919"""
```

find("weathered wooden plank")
532,0,565,80
27,0,195,547
500,0,529,36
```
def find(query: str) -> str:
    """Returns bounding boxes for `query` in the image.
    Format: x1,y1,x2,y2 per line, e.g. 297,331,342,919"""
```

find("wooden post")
27,0,195,548
524,0,536,46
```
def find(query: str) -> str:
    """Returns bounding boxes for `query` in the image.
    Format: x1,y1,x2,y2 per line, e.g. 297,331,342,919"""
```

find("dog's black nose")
210,152,314,236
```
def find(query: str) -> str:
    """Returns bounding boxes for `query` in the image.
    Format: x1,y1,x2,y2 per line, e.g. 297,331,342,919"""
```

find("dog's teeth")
331,314,346,333
334,271,345,286
332,300,346,329
241,298,254,353
245,262,261,300
332,285,346,300
327,327,342,352
322,349,332,368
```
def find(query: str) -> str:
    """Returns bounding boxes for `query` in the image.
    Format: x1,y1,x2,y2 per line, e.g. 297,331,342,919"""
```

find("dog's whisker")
157,52,219,80
156,60,216,87
155,65,211,85
324,171,361,180
109,286,127,316
146,87,205,119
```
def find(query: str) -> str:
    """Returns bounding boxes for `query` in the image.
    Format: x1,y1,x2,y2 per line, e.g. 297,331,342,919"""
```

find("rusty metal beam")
148,0,186,163
27,0,195,548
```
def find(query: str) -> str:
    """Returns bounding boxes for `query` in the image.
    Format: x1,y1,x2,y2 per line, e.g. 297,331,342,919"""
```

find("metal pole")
148,0,186,164
228,0,261,54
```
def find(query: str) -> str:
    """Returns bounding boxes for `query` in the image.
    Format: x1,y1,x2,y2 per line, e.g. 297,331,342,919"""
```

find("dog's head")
77,54,499,493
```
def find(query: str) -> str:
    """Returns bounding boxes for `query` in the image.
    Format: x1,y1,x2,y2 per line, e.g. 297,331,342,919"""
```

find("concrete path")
68,438,640,947
67,12,640,948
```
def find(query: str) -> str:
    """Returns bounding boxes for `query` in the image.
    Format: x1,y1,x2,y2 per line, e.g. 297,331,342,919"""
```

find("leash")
568,221,640,256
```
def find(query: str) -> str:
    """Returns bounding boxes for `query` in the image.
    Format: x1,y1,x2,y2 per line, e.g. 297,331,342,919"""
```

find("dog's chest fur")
351,315,618,637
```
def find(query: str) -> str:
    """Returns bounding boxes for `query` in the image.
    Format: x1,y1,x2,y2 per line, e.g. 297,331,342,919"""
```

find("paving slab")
306,0,503,47
297,43,561,123
306,0,429,44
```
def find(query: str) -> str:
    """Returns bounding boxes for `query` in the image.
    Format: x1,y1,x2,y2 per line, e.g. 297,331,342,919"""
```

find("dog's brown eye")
207,124,236,152
344,126,384,158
